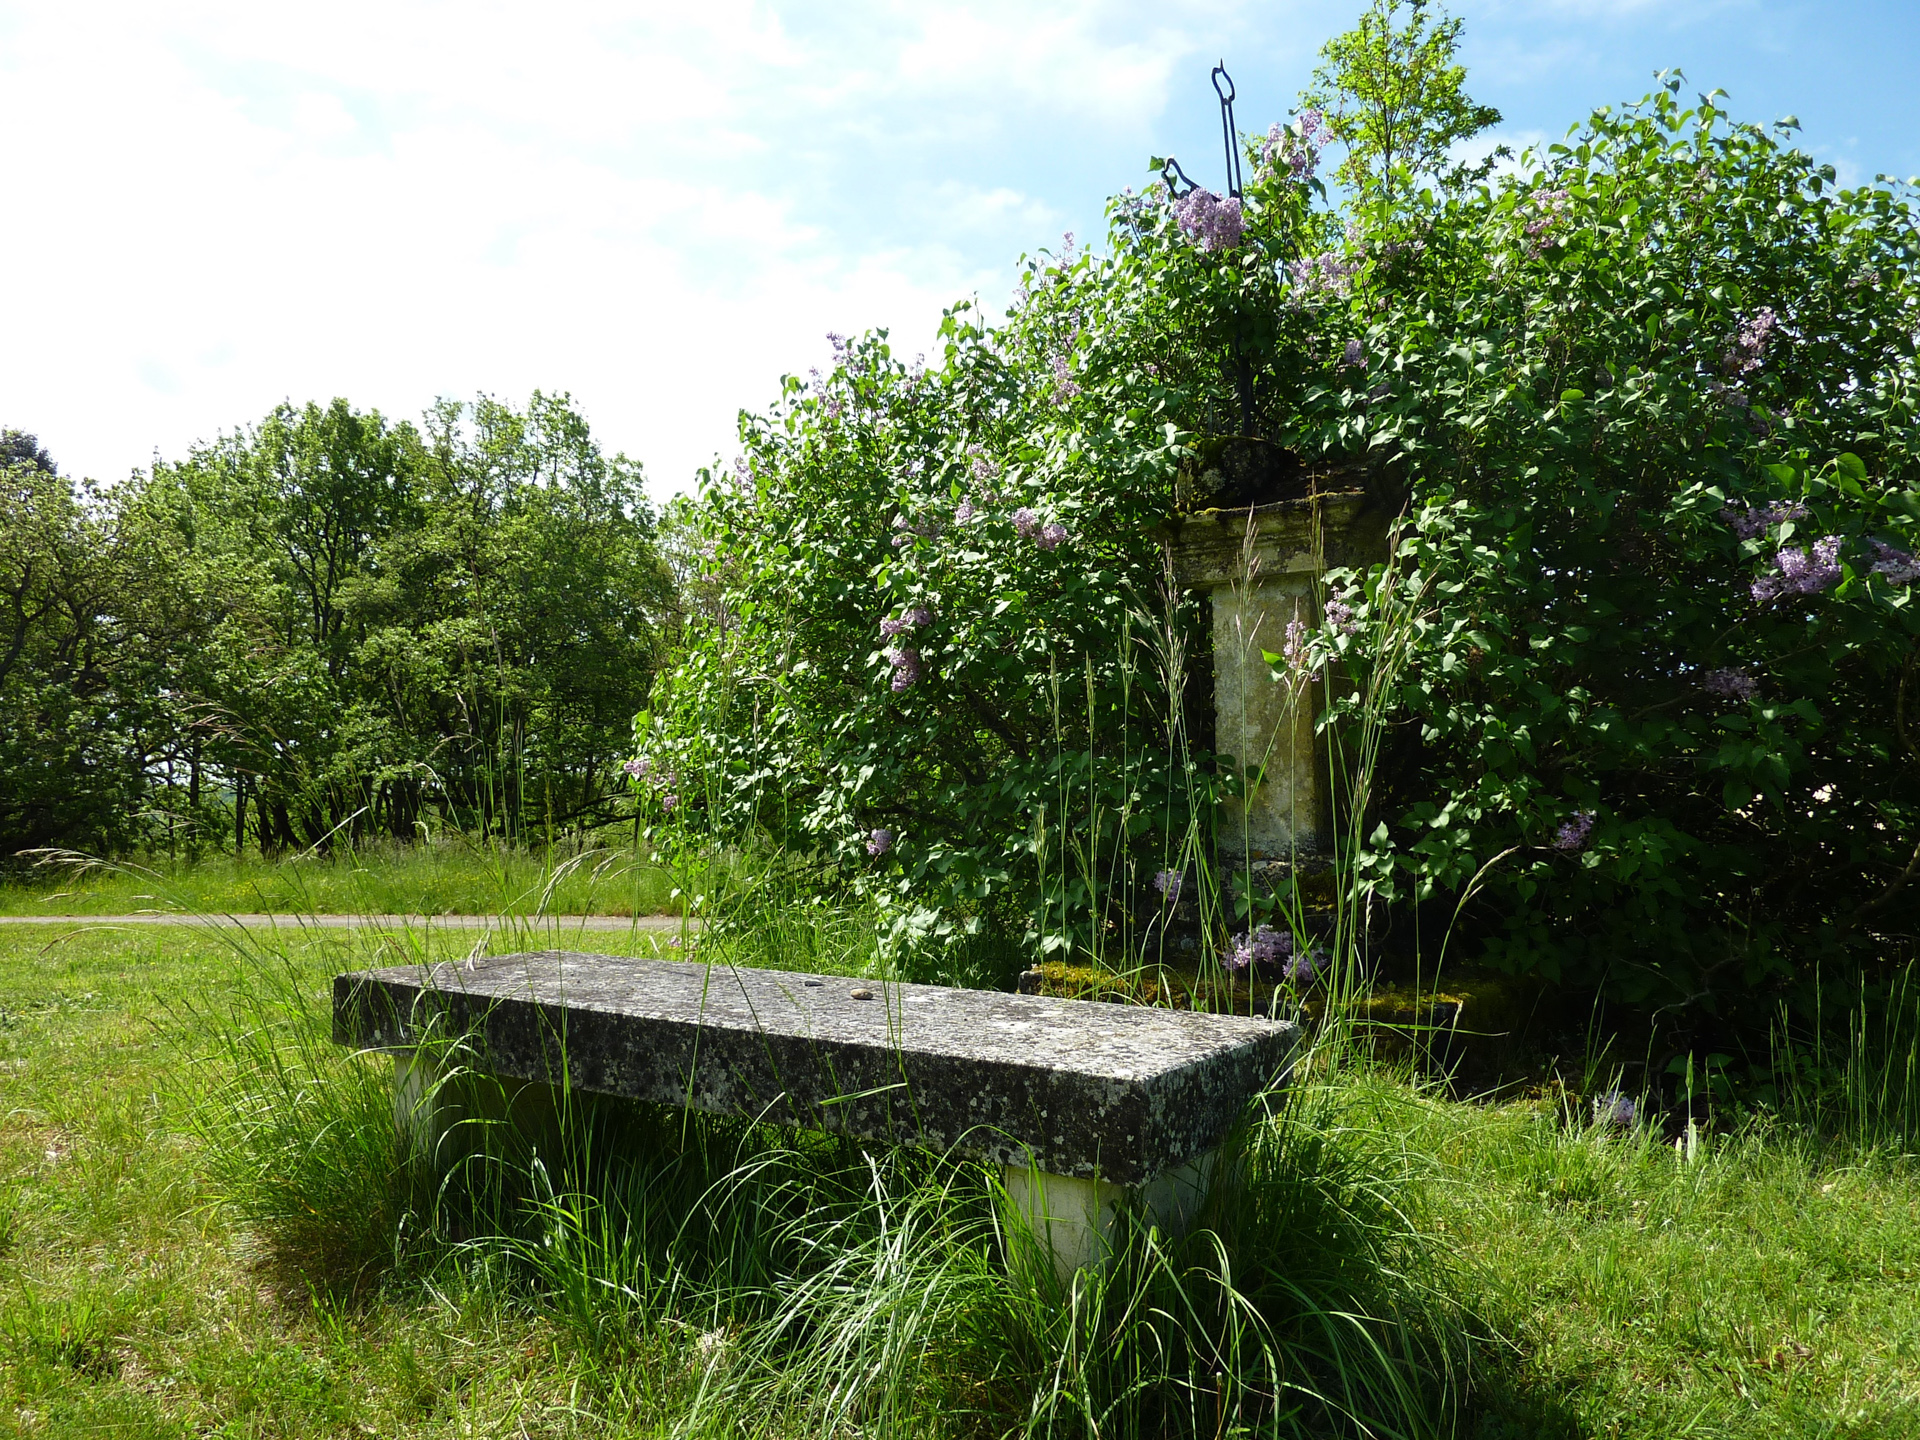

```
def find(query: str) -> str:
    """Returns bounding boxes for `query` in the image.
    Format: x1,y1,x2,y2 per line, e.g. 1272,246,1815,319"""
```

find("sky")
4,0,1918,502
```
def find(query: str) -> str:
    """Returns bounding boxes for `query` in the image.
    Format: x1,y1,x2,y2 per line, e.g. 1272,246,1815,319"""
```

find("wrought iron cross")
1160,62,1243,200
1212,63,1243,199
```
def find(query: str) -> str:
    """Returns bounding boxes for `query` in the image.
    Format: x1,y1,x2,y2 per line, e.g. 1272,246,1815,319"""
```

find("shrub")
654,66,1920,1031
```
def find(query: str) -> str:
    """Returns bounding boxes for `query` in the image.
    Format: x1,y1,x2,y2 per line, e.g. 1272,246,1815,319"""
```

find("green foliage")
647,126,1361,958
661,32,1920,1029
1301,0,1503,204
1311,81,1920,1018
0,392,674,860
12,921,1920,1435
0,452,178,856
647,312,1201,958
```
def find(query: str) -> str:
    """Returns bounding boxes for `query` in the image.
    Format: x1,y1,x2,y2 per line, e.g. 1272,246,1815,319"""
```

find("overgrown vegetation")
5,917,1920,1437
645,6,1920,1050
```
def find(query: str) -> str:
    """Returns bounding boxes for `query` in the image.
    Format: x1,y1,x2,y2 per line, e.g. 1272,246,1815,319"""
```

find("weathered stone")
334,951,1296,1187
1162,491,1390,859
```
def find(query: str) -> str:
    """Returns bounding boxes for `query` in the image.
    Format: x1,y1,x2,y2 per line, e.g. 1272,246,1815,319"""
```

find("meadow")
0,839,677,920
9,8,1920,1434
4,910,1918,1438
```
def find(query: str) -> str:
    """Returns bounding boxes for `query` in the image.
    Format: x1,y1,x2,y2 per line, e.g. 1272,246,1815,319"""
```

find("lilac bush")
650,67,1920,1026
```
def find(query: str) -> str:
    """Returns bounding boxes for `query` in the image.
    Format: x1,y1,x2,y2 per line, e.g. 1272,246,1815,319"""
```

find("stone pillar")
1163,491,1389,863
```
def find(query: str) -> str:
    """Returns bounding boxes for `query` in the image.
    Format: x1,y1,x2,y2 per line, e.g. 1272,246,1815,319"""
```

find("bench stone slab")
333,951,1295,1186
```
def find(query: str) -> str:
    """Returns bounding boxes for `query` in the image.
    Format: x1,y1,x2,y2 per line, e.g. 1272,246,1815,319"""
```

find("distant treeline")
1,395,674,861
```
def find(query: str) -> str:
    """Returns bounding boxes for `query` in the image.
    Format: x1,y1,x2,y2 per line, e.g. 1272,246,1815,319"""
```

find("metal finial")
1211,62,1243,198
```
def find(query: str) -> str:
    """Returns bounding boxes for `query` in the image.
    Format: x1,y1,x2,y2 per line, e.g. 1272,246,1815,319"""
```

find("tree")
0,455,167,858
1300,0,1502,206
0,429,56,475
97,393,674,854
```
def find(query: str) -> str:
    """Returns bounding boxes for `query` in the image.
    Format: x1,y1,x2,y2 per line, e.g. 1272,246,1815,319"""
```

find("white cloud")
7,0,1259,495
0,0,1327,494
292,91,358,140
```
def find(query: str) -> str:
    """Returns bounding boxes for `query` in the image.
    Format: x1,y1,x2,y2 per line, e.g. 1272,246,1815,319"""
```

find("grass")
4,915,1920,1436
0,835,678,918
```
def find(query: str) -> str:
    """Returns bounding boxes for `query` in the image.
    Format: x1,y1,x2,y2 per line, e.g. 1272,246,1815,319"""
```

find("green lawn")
2,921,1918,1437
0,841,678,919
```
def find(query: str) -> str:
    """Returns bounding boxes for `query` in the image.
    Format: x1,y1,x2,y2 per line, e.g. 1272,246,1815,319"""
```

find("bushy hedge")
651,79,1920,1023
1322,82,1920,1019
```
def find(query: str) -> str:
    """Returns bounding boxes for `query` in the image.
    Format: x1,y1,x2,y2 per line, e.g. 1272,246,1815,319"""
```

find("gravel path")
0,913,689,931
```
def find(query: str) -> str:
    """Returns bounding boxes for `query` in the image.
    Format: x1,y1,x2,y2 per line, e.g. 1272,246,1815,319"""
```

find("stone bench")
332,950,1297,1272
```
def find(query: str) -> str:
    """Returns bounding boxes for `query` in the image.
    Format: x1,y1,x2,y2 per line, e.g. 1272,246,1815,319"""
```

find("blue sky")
3,0,1916,500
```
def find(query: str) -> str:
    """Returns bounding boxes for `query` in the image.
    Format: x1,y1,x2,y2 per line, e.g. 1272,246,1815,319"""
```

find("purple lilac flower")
1751,536,1843,603
1283,949,1320,985
623,756,651,780
1554,811,1595,851
661,792,678,812
1323,598,1359,635
890,511,944,548
881,607,933,637
1281,616,1309,670
1248,926,1292,974
867,827,893,857
1050,354,1082,404
1869,540,1920,585
1286,250,1361,304
1338,338,1367,371
968,449,999,483
1700,667,1759,703
1152,869,1183,905
886,645,921,691
1259,112,1324,183
1723,307,1779,376
1225,926,1294,979
1037,521,1068,551
1223,940,1251,976
1012,507,1040,540
1592,1090,1636,1128
955,497,976,524
1522,188,1571,248
1172,187,1245,251
1721,500,1809,541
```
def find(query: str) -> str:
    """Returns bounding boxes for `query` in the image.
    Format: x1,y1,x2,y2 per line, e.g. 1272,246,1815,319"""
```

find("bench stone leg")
393,1051,572,1171
393,1051,448,1165
1003,1150,1217,1278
